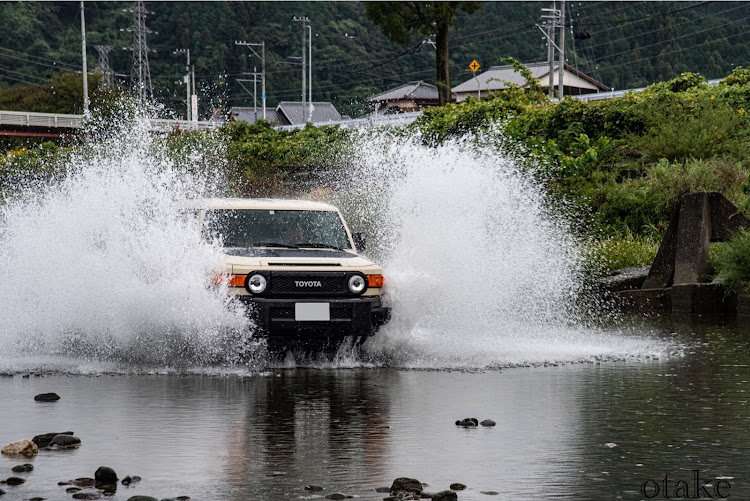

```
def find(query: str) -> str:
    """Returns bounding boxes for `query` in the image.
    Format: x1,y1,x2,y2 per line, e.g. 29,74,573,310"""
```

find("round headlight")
247,274,267,294
348,274,366,294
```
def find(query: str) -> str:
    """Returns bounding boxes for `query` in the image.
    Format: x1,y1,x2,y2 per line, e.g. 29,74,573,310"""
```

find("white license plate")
295,303,330,321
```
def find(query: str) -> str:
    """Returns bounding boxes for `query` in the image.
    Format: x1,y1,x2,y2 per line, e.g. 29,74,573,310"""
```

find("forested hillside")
0,1,748,117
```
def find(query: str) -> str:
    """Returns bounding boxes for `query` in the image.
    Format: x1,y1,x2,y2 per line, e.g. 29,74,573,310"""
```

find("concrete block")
671,283,735,315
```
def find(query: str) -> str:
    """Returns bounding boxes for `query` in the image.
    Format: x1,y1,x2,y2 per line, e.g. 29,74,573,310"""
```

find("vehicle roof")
184,198,340,212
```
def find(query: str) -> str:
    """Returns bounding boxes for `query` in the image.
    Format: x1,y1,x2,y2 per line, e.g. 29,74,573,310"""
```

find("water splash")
0,116,675,373
0,112,256,373
334,131,675,368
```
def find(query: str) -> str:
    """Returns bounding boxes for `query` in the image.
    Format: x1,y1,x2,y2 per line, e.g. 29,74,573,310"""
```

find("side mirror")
352,232,366,252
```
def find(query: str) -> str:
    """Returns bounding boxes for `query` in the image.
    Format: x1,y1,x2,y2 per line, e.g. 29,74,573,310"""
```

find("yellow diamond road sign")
469,60,480,72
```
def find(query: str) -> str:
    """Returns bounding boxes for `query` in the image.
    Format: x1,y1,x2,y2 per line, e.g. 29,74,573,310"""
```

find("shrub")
713,231,750,292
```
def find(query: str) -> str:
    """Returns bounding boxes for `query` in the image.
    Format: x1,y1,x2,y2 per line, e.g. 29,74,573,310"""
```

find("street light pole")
81,1,89,114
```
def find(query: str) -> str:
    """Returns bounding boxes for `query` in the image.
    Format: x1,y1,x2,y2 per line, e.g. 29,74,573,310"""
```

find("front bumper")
237,295,390,338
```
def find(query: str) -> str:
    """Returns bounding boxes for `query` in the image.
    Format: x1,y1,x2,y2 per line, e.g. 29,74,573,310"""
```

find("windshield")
203,209,352,250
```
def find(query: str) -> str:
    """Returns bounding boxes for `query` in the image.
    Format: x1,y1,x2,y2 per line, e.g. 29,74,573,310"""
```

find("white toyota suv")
194,198,390,350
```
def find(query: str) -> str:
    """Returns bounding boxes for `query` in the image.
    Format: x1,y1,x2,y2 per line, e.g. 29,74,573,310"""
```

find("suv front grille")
270,271,347,295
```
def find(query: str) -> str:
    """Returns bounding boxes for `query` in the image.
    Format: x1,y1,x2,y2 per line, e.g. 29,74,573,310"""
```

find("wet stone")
72,493,102,500
304,484,324,491
325,493,352,500
480,419,496,427
0,488,4,496
430,491,458,501
126,496,158,501
95,466,118,485
11,463,34,473
74,478,96,487
480,491,500,495
29,497,45,501
456,418,478,427
34,392,60,402
450,483,467,490
375,486,391,493
32,432,73,448
49,435,81,448
1,440,38,455
67,487,83,493
4,477,25,486
175,497,191,501
390,477,423,494
121,475,142,485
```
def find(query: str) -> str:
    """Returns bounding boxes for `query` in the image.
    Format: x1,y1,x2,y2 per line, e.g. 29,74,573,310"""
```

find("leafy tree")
364,1,483,105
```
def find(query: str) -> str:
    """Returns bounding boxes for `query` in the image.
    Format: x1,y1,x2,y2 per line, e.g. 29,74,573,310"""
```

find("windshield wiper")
294,242,347,251
251,242,299,249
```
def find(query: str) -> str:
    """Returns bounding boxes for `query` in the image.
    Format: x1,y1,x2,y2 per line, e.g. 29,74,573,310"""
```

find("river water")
0,317,748,500
0,118,745,499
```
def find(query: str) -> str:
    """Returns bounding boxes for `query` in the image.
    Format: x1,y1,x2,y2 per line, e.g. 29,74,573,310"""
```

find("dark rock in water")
174,497,191,501
4,477,25,486
0,488,4,495
67,487,83,493
32,431,73,448
95,467,118,485
480,491,500,495
34,392,60,402
375,486,391,493
449,483,466,490
457,418,478,427
431,491,458,501
11,463,33,473
304,484,324,491
73,478,96,487
480,419,496,427
49,435,81,448
126,496,158,501
390,477,423,494
121,475,142,485
419,492,436,499
72,493,102,500
324,493,352,500
29,497,45,501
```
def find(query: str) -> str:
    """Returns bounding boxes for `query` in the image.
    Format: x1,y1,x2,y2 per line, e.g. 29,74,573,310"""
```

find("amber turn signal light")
214,274,247,287
366,275,384,288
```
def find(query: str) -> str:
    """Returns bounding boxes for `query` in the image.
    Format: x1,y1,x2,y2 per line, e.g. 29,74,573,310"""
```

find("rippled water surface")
1,318,749,500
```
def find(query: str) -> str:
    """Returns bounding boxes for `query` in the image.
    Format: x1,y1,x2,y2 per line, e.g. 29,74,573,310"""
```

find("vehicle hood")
222,247,382,273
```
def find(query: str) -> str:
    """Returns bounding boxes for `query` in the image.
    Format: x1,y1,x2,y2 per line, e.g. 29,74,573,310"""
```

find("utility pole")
80,1,89,114
558,1,566,98
173,49,190,121
94,45,114,87
541,3,561,99
235,41,266,120
125,0,154,101
308,24,313,122
191,63,197,122
292,16,309,121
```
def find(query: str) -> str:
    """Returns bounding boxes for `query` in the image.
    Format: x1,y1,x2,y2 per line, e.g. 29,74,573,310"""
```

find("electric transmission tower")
125,0,154,101
94,45,114,87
